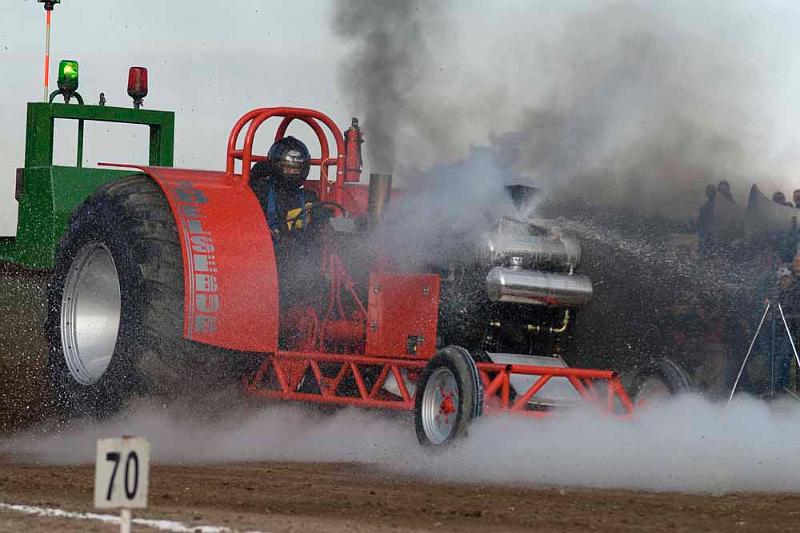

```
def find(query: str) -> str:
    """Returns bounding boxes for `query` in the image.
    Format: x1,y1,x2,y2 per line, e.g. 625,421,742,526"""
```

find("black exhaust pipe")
367,173,392,225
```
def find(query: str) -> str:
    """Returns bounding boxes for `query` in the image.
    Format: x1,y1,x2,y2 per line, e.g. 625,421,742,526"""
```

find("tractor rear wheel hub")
60,242,121,385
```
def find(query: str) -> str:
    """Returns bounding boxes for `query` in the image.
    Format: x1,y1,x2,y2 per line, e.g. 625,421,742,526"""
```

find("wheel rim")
61,242,122,385
421,367,460,445
635,376,671,407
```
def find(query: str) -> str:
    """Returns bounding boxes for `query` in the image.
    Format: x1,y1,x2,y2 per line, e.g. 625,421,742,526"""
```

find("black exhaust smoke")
332,0,443,174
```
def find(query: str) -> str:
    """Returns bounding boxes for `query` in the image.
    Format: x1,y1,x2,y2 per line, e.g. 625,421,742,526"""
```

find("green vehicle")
0,62,183,425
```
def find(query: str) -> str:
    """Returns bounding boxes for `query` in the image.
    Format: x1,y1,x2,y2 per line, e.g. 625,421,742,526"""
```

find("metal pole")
770,304,776,398
76,119,84,167
727,301,771,406
119,508,131,533
43,8,52,102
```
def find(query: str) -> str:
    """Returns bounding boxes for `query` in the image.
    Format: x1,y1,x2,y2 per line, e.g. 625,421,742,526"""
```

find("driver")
250,136,318,238
250,136,331,315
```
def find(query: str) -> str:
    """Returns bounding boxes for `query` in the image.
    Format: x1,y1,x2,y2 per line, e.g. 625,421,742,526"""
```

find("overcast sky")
3,0,800,232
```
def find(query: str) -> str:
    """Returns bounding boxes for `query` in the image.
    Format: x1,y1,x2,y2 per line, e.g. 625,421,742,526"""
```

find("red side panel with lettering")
136,167,279,354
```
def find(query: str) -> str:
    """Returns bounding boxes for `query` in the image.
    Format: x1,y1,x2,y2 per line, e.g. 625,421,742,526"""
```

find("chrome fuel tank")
485,267,593,307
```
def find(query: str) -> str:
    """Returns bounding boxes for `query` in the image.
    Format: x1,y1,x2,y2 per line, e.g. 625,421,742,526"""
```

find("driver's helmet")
267,136,311,189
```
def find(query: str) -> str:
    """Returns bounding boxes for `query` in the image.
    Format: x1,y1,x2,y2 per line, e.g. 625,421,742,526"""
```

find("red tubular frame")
244,351,635,416
476,363,634,416
245,351,424,410
226,107,347,204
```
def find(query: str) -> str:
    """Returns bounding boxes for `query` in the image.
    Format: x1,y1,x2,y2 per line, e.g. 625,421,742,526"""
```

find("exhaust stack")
368,173,392,225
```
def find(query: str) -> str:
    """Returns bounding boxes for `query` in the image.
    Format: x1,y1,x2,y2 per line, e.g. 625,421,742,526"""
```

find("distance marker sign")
94,437,150,509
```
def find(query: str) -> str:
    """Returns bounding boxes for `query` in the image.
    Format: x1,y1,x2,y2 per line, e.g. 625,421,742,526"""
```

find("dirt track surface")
2,459,800,532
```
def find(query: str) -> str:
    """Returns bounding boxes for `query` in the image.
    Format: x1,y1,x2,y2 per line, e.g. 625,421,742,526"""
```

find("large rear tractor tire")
46,175,236,418
414,346,483,446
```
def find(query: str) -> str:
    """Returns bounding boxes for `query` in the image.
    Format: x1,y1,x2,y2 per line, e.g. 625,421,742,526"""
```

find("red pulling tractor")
0,66,634,445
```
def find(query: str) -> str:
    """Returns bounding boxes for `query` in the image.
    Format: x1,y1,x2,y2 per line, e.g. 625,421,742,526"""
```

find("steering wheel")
284,201,348,229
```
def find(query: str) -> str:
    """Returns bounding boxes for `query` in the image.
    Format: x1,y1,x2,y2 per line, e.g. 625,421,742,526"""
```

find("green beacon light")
57,59,79,91
49,59,83,104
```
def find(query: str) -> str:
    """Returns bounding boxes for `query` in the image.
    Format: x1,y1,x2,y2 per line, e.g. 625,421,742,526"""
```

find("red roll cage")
226,107,356,205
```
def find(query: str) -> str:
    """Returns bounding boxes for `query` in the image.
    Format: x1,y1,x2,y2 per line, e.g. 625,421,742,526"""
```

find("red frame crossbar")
244,351,634,416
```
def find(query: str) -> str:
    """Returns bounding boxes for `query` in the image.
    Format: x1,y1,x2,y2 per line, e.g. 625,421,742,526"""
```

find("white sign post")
95,437,150,533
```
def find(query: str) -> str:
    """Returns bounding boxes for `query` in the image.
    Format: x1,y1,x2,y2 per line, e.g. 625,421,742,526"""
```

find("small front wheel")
414,346,482,446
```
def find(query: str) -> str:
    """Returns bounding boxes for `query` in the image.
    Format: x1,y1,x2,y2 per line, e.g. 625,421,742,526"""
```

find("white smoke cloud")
5,396,800,494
